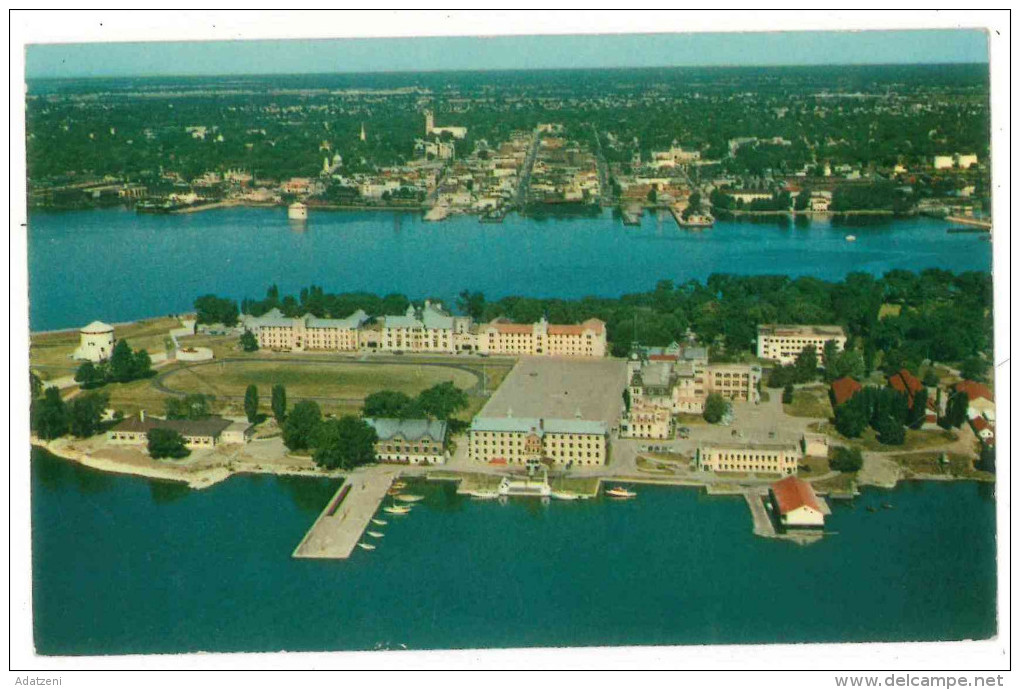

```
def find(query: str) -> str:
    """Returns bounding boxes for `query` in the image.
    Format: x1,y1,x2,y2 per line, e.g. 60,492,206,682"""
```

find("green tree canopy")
362,390,420,419
68,390,110,438
313,416,378,470
244,384,260,424
282,400,322,451
194,294,240,327
271,384,287,423
148,428,190,459
703,393,729,424
166,393,213,420
32,386,68,440
829,446,863,472
240,330,259,352
416,381,468,421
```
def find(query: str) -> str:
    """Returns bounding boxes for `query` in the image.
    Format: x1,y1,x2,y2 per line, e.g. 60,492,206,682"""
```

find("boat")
367,531,384,538
287,201,308,221
845,234,857,242
882,503,894,510
357,543,376,551
552,491,581,501
468,490,500,499
606,486,637,499
391,481,407,490
371,519,387,526
386,488,402,496
383,505,411,515
395,494,424,503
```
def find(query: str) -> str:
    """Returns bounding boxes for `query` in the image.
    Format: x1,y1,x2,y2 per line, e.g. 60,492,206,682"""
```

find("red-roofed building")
769,476,830,528
970,416,994,446
830,376,862,407
953,380,995,422
888,369,924,407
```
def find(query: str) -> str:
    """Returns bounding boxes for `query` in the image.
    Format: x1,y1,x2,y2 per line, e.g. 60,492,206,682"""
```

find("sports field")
158,359,479,403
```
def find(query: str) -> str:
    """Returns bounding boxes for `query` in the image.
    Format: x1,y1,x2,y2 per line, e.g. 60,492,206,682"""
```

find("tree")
703,393,729,424
829,446,863,472
166,393,213,420
959,357,987,383
68,391,110,438
74,361,105,389
108,340,136,383
240,330,259,352
782,383,794,404
922,368,940,388
244,384,259,424
194,294,239,326
363,390,417,418
822,340,840,381
271,384,287,423
943,390,969,428
622,388,631,413
148,428,190,459
834,399,868,438
456,290,486,321
132,349,153,379
416,381,468,420
313,416,378,470
909,387,929,429
30,371,43,399
875,415,906,445
282,400,321,451
32,386,68,440
793,345,819,383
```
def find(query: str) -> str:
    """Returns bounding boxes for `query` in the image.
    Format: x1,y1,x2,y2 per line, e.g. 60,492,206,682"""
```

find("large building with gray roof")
364,417,449,465
242,307,369,352
468,415,608,467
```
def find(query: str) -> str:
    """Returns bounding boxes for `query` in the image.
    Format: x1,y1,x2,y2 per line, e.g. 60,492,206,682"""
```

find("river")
30,449,995,655
27,207,992,332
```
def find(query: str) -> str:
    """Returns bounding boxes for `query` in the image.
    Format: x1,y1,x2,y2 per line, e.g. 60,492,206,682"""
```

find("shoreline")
34,437,986,494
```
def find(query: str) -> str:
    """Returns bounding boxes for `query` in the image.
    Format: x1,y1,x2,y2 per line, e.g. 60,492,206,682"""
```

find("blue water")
31,449,996,655
26,208,992,331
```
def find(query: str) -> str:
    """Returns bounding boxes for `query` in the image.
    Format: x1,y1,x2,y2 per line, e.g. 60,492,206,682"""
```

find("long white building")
468,416,608,467
756,324,846,366
243,308,369,352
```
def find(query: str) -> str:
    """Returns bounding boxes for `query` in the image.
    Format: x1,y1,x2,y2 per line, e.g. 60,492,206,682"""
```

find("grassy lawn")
31,316,185,380
783,385,832,418
798,454,831,476
159,360,479,401
811,472,857,494
676,413,708,426
549,476,600,495
888,452,994,482
878,303,902,319
810,422,960,453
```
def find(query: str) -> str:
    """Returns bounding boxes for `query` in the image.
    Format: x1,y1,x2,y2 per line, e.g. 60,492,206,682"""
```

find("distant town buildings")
756,324,847,366
424,110,467,139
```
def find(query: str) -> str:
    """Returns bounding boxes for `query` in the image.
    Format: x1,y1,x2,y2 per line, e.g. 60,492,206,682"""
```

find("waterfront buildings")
619,402,673,440
695,441,801,475
756,324,847,366
769,476,830,528
625,355,761,420
243,308,369,352
73,320,116,362
243,303,606,358
364,418,448,465
468,416,608,466
107,412,248,449
479,317,608,357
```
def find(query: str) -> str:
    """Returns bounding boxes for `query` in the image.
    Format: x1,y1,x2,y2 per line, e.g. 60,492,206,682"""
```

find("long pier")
744,488,777,538
292,468,398,559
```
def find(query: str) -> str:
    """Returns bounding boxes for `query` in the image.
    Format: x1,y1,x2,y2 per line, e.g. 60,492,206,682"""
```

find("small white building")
73,321,116,362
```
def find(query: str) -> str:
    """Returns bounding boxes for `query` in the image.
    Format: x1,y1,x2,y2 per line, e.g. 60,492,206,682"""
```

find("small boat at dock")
552,491,581,500
371,519,387,526
606,486,637,499
367,531,384,538
391,481,407,490
357,542,376,551
395,494,424,503
383,505,412,515
468,490,500,499
845,235,857,242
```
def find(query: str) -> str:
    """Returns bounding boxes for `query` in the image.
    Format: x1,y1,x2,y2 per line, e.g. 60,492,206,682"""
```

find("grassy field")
783,385,832,418
798,454,831,476
810,421,961,453
811,472,857,494
888,452,994,481
30,316,182,380
159,360,479,401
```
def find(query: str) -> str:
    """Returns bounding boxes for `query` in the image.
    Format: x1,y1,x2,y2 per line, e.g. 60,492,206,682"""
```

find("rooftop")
364,417,448,443
469,416,608,436
771,476,829,515
758,324,846,338
112,414,233,438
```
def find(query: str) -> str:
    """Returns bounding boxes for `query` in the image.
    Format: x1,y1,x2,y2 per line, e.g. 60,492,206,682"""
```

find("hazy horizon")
26,29,988,80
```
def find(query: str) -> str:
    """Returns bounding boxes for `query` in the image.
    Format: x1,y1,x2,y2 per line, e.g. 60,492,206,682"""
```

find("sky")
25,29,988,79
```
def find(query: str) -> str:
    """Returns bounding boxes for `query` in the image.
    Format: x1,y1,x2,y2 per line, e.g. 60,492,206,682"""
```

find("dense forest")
209,269,993,373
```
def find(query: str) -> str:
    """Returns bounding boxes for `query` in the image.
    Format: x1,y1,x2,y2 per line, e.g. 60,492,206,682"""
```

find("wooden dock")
292,469,398,559
744,488,778,538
